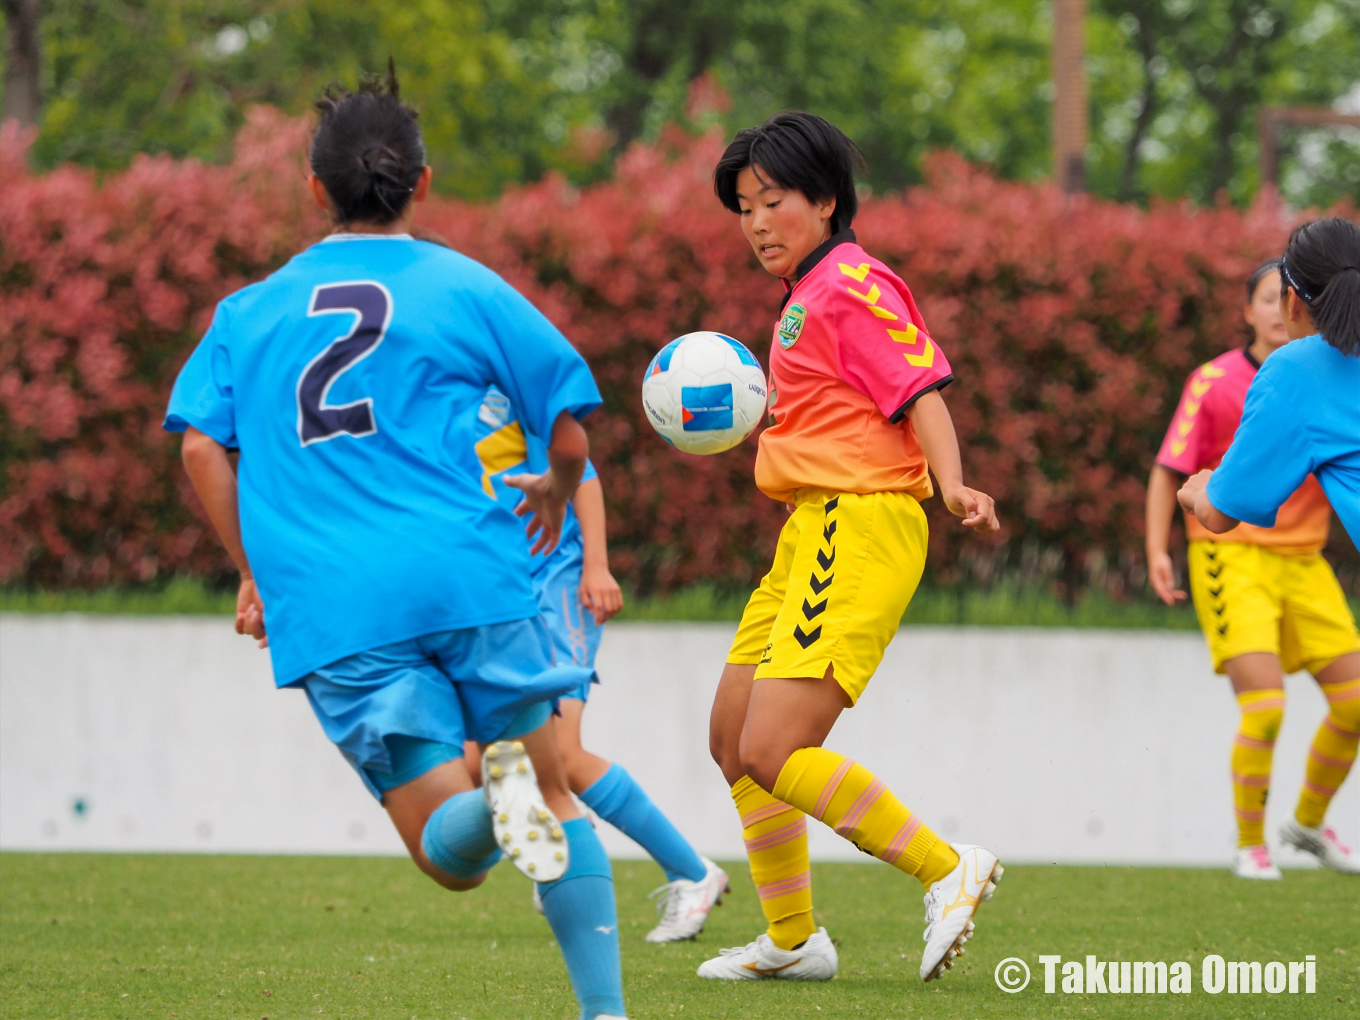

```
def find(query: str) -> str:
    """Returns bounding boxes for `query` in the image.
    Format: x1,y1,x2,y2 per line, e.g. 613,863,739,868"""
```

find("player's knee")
561,747,596,793
415,852,488,892
737,732,789,792
1324,683,1360,731
1238,699,1285,742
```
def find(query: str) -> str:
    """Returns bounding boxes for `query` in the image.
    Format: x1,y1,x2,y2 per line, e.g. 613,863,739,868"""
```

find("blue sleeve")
1207,367,1314,528
163,303,238,448
478,278,601,440
582,458,598,484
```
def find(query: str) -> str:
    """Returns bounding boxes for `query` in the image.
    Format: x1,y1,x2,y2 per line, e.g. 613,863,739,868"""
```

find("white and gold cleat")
919,843,1002,982
482,739,568,882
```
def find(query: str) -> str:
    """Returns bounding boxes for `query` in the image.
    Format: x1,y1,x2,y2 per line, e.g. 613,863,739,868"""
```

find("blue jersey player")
164,70,628,1020
471,389,729,940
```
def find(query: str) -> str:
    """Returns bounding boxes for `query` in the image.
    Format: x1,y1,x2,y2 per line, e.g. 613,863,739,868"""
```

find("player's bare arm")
180,426,267,645
1145,464,1188,605
907,390,999,533
572,477,624,625
504,410,589,556
1176,468,1240,534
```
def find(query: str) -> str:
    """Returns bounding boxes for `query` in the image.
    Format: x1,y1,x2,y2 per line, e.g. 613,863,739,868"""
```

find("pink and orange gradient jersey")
754,232,953,504
1156,346,1331,551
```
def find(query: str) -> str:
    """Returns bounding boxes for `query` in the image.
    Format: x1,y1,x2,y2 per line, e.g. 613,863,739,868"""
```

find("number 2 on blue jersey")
297,281,392,446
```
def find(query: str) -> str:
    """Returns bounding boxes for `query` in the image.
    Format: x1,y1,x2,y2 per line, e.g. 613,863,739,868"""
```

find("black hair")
1280,217,1360,356
310,60,425,226
713,112,864,235
1245,258,1279,303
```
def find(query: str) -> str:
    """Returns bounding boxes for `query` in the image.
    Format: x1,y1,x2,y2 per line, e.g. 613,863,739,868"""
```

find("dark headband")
1278,252,1316,304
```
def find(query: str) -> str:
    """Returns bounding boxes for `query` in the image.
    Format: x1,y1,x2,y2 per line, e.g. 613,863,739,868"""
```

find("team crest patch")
777,303,807,349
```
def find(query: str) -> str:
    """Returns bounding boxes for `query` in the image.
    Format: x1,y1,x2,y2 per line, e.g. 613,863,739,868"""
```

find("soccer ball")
641,331,767,454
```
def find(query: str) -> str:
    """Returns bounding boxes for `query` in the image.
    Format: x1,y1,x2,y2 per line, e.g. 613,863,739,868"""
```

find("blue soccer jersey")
164,235,601,685
1208,334,1360,545
472,384,596,574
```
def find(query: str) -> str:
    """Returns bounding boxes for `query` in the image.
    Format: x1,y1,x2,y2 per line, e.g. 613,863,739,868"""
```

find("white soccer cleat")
696,927,838,981
920,843,1002,982
644,858,730,943
1279,819,1360,875
532,882,545,915
1231,844,1282,880
481,739,568,882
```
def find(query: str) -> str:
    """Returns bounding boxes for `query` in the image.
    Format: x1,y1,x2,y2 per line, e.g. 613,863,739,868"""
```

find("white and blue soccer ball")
641,331,767,454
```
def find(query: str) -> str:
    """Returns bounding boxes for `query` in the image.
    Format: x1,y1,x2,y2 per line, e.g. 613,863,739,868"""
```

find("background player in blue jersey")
163,69,628,1020
470,388,729,941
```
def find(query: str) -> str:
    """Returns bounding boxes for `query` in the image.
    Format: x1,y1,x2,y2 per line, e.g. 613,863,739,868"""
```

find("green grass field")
2,854,1355,1019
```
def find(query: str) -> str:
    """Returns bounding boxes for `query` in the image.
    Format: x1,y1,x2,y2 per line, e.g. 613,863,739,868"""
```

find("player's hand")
942,484,1000,533
1147,550,1187,605
504,471,569,556
580,563,623,625
235,576,268,648
1177,469,1212,516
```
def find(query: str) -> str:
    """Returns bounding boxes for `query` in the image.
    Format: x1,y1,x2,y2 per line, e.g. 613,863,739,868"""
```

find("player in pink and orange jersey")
701,112,1003,986
1146,259,1360,879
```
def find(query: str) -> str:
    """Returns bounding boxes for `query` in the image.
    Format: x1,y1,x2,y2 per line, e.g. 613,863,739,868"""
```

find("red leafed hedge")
1,109,1352,593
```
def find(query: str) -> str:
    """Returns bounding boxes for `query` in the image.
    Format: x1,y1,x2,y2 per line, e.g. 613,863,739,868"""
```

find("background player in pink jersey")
1145,260,1360,879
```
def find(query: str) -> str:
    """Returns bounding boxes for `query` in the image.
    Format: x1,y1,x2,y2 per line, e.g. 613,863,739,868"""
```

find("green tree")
5,0,1357,206
1088,0,1360,205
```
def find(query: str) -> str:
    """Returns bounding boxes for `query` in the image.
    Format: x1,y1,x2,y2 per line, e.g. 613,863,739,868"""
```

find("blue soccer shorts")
295,617,593,800
535,551,605,703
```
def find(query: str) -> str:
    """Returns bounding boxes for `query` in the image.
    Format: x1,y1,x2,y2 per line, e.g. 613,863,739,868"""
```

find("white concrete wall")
1,615,1353,867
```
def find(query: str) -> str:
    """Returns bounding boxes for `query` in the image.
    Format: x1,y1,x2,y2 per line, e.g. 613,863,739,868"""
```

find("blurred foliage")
0,575,1216,627
2,0,1358,204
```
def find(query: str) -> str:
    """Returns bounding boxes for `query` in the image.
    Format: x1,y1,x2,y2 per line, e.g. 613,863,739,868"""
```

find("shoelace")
921,889,942,941
717,939,763,958
647,882,684,925
1322,828,1351,854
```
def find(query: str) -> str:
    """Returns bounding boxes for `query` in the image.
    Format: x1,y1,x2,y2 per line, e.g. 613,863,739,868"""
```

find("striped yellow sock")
772,747,958,889
1295,676,1360,829
1232,688,1284,847
732,776,815,951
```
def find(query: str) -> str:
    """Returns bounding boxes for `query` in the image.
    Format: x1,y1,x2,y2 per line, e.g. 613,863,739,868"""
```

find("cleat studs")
511,741,524,754
490,765,503,778
527,862,536,873
502,833,513,844
498,813,508,823
527,830,539,841
554,851,564,861
537,810,551,822
485,745,499,760
946,949,956,960
511,847,521,858
517,762,527,773
550,828,563,841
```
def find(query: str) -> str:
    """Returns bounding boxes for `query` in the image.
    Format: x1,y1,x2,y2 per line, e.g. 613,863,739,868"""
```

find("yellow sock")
772,747,958,889
1232,689,1284,847
1296,676,1360,828
732,776,815,951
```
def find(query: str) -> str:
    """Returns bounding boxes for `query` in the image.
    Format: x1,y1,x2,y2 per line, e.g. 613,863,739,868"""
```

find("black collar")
781,228,856,310
1242,343,1261,370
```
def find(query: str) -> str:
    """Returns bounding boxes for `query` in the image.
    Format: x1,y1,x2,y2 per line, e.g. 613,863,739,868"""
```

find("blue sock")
537,818,625,1020
581,763,705,883
420,790,502,879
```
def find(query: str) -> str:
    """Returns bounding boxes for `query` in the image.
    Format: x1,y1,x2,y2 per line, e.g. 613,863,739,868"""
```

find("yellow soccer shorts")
728,489,928,704
1187,540,1360,675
